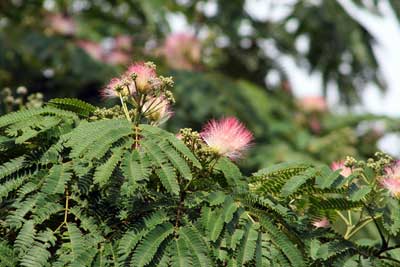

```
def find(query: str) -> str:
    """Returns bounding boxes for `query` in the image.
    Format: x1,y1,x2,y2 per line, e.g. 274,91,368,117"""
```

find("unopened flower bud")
5,96,14,104
16,86,28,95
14,98,23,105
2,87,11,96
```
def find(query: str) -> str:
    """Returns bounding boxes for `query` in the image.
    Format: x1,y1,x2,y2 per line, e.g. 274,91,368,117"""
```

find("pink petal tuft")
200,117,253,160
312,217,330,228
331,160,352,178
381,161,400,198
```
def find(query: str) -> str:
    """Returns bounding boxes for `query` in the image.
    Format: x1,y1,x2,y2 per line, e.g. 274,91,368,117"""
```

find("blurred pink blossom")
77,35,133,66
47,13,76,35
200,117,253,160
163,32,202,70
114,35,132,51
104,50,131,65
76,40,103,61
381,161,400,198
298,96,328,113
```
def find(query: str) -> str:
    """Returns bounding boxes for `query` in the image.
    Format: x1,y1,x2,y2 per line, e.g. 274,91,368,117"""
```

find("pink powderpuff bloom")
163,32,201,70
143,97,173,124
100,77,127,98
200,117,253,160
298,96,328,113
47,13,76,36
103,50,131,65
124,63,157,94
331,160,352,178
381,161,400,198
312,217,330,228
76,40,103,61
114,35,132,51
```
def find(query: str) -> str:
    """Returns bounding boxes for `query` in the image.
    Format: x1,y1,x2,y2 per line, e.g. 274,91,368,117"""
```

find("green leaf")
41,164,72,194
179,226,213,267
48,98,96,117
140,124,201,168
141,138,179,195
208,209,224,242
93,146,125,187
281,168,317,197
15,221,36,256
0,156,26,180
259,214,306,267
223,196,238,223
315,166,341,189
131,223,174,267
349,185,371,201
171,238,191,267
215,157,243,187
236,221,258,266
159,140,192,180
208,191,226,206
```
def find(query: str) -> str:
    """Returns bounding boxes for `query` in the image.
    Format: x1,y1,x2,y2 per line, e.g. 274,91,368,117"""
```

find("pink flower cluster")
200,117,253,160
101,62,172,123
381,161,400,198
101,62,157,98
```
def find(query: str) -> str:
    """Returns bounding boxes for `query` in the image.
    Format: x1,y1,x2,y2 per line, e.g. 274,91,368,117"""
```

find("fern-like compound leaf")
48,98,96,117
131,222,175,267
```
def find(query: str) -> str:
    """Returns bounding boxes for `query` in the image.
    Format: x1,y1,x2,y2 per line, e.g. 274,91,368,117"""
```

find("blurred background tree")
1,0,399,172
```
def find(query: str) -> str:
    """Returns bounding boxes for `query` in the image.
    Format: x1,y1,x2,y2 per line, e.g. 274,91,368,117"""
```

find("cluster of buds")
178,128,218,164
89,106,135,121
344,152,393,173
343,153,400,198
101,62,174,125
1,86,43,114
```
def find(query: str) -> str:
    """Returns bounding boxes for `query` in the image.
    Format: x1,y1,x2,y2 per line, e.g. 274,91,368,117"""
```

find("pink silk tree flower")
331,160,352,178
47,13,76,36
124,62,157,94
100,77,129,98
200,117,253,160
104,50,131,65
114,35,132,51
381,161,400,198
143,96,173,124
76,40,103,61
298,96,328,113
312,217,330,228
163,32,201,70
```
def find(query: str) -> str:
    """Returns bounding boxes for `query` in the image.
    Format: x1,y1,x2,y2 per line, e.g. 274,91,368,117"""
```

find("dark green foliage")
1,99,400,266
